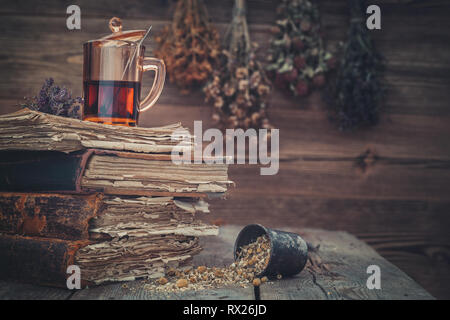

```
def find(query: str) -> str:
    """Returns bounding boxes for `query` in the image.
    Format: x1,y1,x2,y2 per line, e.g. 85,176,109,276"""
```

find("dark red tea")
83,80,141,126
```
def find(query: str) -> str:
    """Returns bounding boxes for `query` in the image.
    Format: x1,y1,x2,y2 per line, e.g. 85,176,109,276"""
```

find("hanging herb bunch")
266,0,335,97
327,0,384,130
204,0,271,130
155,0,220,94
21,78,82,119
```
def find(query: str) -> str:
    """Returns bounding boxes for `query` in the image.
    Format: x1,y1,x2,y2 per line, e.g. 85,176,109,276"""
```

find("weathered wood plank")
69,280,254,300
0,280,73,300
1,6,450,116
260,228,434,299
140,102,450,161
0,226,434,299
208,196,450,298
2,16,450,72
209,195,450,236
358,232,450,299
0,0,449,299
4,99,449,162
270,109,450,160
223,157,450,201
1,0,449,21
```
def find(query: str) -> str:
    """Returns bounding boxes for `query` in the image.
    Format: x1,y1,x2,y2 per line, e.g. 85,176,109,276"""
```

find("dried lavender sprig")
21,78,83,119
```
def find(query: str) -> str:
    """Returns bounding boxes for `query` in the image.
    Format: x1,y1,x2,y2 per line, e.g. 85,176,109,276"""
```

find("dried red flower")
284,69,298,82
294,56,306,70
296,81,309,96
292,37,304,51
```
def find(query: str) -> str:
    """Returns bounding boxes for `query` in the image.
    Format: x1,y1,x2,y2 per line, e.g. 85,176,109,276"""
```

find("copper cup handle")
140,57,166,112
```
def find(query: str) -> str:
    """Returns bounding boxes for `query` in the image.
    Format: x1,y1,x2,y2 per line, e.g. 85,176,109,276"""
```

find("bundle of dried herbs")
21,78,82,119
327,0,384,130
204,0,271,130
266,0,334,97
155,0,220,94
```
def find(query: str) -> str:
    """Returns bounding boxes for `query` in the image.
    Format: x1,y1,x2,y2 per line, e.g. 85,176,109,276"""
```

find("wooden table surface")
0,225,433,300
1,0,450,298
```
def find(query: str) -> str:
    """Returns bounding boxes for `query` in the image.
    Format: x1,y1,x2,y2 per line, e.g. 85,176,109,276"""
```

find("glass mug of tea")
83,18,165,126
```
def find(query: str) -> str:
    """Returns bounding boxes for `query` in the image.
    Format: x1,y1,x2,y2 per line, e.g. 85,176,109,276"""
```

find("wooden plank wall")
0,0,449,298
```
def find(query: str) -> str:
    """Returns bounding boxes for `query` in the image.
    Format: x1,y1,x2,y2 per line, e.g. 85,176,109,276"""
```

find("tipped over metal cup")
234,224,308,279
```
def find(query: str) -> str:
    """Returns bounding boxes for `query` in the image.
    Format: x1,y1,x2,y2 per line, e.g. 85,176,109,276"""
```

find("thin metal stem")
121,25,153,80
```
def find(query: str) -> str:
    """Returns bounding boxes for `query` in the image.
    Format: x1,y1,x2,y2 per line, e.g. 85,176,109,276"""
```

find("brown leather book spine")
0,193,103,240
0,234,91,288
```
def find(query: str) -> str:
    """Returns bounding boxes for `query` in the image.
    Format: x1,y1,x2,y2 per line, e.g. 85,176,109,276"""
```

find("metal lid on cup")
87,17,146,47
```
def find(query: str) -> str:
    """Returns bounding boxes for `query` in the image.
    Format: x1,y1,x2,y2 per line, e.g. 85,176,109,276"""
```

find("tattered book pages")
0,108,192,153
0,109,231,287
81,155,232,195
76,234,201,284
78,196,218,284
90,196,218,239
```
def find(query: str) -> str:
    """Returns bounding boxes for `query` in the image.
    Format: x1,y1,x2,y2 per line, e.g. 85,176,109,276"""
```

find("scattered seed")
166,268,176,276
253,278,261,286
197,266,207,273
145,234,272,292
176,279,188,288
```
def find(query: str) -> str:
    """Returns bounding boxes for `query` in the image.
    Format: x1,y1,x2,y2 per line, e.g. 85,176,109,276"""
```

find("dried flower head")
155,0,220,94
326,0,384,130
203,0,272,130
266,0,334,97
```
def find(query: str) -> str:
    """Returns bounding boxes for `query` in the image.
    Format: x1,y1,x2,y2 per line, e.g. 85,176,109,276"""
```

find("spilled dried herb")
327,0,384,130
155,0,220,94
266,0,335,97
21,78,82,119
204,0,271,130
142,234,272,292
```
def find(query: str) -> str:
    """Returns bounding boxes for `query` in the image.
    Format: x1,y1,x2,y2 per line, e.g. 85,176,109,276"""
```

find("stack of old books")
0,108,231,287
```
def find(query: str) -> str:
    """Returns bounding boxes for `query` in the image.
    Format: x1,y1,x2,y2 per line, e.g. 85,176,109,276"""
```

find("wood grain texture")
260,228,433,300
0,280,73,300
0,0,449,298
0,226,433,300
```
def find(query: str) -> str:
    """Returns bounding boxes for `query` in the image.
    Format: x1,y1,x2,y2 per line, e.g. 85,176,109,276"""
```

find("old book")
0,150,231,197
0,108,191,154
75,234,202,284
0,193,218,286
80,233,210,284
0,109,231,197
0,192,103,240
0,108,228,286
77,196,217,284
0,234,91,287
0,233,202,287
0,193,217,240
89,196,218,240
